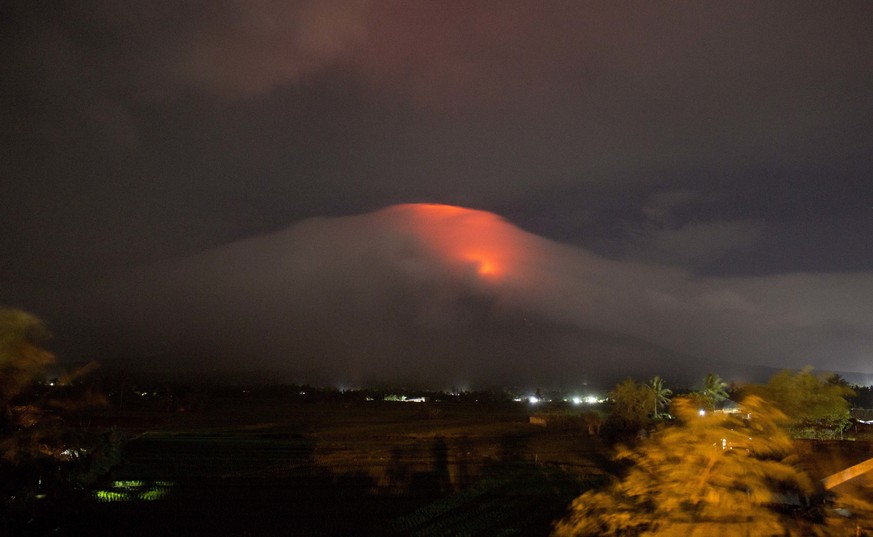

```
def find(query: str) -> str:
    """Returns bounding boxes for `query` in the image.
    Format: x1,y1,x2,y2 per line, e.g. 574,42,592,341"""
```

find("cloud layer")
81,205,873,387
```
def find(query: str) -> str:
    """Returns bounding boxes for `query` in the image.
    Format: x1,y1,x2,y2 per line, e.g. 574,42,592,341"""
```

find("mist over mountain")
55,204,872,389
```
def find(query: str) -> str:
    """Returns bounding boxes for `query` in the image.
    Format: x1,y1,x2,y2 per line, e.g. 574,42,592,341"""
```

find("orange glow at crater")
473,257,498,276
386,203,533,282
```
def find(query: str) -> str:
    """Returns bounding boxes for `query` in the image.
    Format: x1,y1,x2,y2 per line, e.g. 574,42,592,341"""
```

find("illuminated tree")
648,376,672,419
553,396,817,536
746,368,854,439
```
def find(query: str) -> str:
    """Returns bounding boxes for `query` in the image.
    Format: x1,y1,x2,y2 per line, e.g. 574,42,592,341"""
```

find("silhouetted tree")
850,384,873,409
648,376,672,419
826,373,849,388
604,379,655,440
699,372,729,410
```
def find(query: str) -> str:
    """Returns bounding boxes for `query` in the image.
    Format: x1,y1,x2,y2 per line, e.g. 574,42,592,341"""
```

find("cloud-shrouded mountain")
73,204,873,388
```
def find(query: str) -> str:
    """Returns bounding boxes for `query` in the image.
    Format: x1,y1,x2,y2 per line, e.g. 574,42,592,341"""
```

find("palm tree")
648,376,672,419
701,372,729,410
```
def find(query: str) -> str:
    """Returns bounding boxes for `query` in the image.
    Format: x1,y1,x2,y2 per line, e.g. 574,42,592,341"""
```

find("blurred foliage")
745,368,854,439
555,396,819,536
0,307,119,521
554,392,873,536
0,308,55,410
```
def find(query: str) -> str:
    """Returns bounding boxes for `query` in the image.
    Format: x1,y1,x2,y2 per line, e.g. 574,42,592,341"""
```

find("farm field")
20,394,873,536
24,396,609,536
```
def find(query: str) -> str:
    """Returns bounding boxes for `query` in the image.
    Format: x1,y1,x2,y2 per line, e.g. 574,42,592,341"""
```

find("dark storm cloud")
79,206,873,387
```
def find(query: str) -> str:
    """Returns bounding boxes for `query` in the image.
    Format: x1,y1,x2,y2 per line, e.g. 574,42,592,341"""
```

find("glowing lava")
384,203,532,281
472,257,497,276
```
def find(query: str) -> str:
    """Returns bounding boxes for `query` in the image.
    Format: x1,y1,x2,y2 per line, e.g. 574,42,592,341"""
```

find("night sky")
2,2,872,387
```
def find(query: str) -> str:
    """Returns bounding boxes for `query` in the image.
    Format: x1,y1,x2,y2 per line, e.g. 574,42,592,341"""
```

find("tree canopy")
604,378,655,439
554,395,860,536
745,367,854,439
648,376,672,419
698,372,729,411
